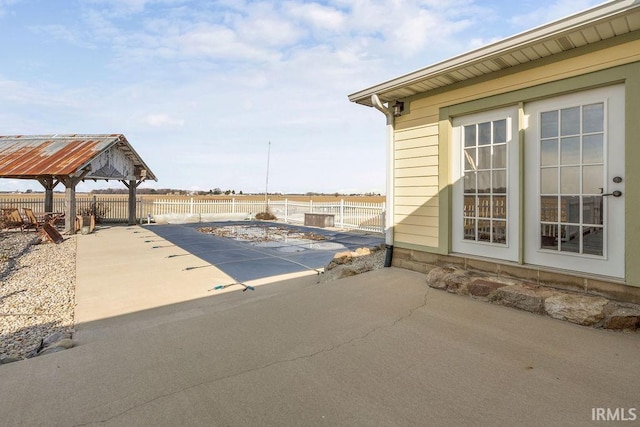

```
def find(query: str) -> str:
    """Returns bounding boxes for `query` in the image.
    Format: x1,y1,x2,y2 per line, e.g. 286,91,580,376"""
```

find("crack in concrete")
73,287,431,426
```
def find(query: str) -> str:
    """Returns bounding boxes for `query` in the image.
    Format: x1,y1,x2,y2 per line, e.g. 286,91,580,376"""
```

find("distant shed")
0,134,157,232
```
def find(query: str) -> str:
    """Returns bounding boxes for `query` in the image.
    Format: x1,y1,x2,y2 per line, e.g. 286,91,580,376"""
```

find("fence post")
190,197,194,215
340,199,344,228
232,198,235,214
284,199,288,223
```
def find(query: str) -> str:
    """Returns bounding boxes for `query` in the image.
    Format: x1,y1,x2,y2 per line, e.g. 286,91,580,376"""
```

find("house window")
462,119,508,244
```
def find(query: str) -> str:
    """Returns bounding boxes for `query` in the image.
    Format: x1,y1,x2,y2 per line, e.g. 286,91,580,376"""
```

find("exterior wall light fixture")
393,101,404,117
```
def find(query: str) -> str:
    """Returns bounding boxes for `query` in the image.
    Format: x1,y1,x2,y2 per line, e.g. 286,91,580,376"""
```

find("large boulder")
602,302,640,330
491,284,557,314
544,294,608,326
467,279,508,298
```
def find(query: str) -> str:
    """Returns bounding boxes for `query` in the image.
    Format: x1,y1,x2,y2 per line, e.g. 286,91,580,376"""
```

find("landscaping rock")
321,246,386,282
43,332,72,347
467,279,507,298
491,284,556,314
0,355,21,365
425,265,481,294
602,302,640,330
544,294,608,326
424,263,639,331
425,266,457,290
327,251,353,269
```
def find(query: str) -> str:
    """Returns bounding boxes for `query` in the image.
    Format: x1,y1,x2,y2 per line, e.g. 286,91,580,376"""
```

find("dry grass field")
0,193,385,204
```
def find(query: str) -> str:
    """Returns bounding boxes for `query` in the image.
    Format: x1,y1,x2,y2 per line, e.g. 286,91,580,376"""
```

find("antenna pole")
265,141,271,212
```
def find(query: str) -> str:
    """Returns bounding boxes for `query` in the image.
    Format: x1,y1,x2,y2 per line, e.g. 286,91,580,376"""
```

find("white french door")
524,85,625,278
452,106,519,261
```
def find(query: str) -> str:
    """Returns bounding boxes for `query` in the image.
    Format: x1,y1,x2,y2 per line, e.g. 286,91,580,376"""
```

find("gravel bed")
0,230,76,361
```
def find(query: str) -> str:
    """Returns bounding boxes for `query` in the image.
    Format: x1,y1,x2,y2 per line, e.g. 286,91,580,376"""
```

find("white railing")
1,196,385,233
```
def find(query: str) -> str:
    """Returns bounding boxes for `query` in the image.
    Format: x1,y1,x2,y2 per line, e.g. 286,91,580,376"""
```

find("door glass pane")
561,107,580,136
464,148,476,170
477,196,491,218
478,122,491,145
464,196,476,217
493,220,506,244
583,227,603,256
541,111,558,138
478,219,491,242
583,134,603,163
492,170,506,193
493,120,507,143
583,196,603,225
561,196,580,223
477,146,491,169
493,144,506,168
464,171,476,193
540,223,558,250
460,117,509,246
540,168,558,194
583,103,604,133
493,196,506,219
477,171,491,193
560,166,579,194
540,196,558,222
538,98,609,258
464,218,476,240
560,137,580,164
560,225,580,253
583,165,603,195
541,139,558,166
464,125,476,147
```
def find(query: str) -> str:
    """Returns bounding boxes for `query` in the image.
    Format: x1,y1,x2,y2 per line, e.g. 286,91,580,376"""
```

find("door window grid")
463,119,507,245
539,103,605,256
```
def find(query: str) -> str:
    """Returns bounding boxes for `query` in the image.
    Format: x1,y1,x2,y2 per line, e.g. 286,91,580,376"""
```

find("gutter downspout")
371,94,395,267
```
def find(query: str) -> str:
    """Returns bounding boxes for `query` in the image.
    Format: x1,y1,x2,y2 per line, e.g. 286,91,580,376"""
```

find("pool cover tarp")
146,221,384,283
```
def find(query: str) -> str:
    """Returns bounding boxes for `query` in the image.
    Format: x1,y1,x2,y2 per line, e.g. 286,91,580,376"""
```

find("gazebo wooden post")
37,176,60,213
123,179,144,225
60,177,77,234
61,170,90,234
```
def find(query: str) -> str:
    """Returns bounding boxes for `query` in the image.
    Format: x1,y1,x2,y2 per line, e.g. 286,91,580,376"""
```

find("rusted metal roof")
0,134,157,181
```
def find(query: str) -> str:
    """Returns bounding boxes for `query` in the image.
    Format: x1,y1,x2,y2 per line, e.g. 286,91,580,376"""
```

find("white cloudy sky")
0,0,604,194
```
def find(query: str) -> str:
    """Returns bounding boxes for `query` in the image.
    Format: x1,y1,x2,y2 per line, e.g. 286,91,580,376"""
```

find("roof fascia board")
348,0,640,104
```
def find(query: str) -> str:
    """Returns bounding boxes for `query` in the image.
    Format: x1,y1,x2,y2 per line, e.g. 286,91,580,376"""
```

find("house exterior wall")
390,32,640,290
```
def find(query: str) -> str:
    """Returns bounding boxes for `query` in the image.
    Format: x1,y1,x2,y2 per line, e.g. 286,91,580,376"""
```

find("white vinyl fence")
1,196,385,233
146,198,385,233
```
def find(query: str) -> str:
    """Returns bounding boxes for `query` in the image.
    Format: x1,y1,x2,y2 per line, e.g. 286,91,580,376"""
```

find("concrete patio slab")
1,225,637,426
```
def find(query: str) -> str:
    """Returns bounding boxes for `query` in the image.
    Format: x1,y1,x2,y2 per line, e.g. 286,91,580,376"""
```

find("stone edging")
426,265,640,330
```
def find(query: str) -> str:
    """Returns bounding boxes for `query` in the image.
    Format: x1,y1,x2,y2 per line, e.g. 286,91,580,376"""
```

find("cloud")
0,0,603,194
28,24,95,48
143,113,185,127
286,2,346,32
0,0,19,17
509,0,603,28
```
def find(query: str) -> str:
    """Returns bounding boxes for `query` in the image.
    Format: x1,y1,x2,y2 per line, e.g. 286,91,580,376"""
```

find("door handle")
602,190,622,197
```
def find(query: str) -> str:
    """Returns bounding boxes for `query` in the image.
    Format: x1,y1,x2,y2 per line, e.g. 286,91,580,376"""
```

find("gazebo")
0,134,157,233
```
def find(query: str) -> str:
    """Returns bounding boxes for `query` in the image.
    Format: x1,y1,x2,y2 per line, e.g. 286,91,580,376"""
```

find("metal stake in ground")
208,283,255,292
